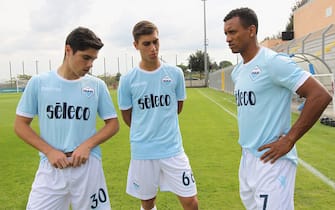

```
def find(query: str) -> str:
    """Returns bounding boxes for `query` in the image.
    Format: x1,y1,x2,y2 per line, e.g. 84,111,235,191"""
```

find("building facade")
294,0,335,39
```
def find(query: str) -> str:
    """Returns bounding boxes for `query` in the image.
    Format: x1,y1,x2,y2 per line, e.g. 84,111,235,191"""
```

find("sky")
0,0,297,81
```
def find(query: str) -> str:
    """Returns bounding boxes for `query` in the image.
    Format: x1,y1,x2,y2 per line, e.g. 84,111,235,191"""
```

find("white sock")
141,205,157,210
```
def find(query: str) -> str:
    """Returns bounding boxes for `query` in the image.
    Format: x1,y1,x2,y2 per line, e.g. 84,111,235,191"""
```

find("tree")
188,50,210,73
97,73,120,88
219,60,233,69
115,72,121,82
210,61,219,71
17,74,32,80
177,64,188,72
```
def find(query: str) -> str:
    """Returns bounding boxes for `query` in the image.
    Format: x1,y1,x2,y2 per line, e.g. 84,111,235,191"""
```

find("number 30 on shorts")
90,188,107,209
182,171,195,186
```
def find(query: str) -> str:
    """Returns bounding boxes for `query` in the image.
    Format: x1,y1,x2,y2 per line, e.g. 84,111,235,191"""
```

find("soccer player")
117,20,198,210
14,27,119,210
223,7,332,209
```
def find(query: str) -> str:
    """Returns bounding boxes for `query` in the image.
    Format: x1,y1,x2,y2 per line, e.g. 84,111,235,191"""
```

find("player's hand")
258,135,295,164
46,149,71,169
70,145,90,167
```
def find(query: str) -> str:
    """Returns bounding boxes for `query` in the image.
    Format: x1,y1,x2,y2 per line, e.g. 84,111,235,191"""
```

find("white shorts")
27,155,111,210
126,152,197,200
239,149,296,210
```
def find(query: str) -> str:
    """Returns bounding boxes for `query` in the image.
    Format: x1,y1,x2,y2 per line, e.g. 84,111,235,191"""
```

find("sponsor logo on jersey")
82,87,94,97
234,89,256,106
138,94,171,110
249,66,261,81
46,102,90,120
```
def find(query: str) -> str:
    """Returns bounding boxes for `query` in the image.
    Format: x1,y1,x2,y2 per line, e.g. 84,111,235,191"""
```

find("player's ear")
249,25,257,38
65,44,73,56
133,41,139,50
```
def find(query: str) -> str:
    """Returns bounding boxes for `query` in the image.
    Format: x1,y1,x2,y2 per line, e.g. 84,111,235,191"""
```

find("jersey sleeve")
97,80,117,120
117,74,133,110
175,67,186,101
16,76,39,118
268,53,311,92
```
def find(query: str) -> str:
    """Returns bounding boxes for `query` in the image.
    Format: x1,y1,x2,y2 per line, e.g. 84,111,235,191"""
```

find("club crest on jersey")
82,87,94,97
162,76,172,85
249,66,261,81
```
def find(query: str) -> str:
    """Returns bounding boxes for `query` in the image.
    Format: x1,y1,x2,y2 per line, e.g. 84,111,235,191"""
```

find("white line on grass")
298,158,335,190
198,89,335,191
198,90,237,119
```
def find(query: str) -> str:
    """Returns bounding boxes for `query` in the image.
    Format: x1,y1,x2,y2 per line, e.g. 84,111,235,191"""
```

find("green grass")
0,88,334,209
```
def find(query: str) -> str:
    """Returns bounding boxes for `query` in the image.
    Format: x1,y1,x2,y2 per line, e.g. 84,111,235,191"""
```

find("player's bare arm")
178,101,184,114
14,115,71,169
71,117,119,167
258,76,332,163
121,108,132,127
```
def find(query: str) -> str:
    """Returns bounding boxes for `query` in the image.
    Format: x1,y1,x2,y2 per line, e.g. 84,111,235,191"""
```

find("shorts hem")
126,191,156,200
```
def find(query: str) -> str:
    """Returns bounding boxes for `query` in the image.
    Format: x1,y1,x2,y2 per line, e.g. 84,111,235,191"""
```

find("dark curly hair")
223,7,258,34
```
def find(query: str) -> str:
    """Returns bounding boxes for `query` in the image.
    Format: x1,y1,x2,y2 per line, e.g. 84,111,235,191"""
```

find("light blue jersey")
231,47,310,165
16,70,117,160
118,63,186,160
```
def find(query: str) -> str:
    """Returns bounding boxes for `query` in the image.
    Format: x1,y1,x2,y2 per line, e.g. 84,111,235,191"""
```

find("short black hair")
132,20,158,42
223,7,258,34
65,27,104,54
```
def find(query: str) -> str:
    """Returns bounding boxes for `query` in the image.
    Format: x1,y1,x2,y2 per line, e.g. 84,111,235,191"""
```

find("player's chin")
229,47,240,54
82,69,90,75
149,55,158,60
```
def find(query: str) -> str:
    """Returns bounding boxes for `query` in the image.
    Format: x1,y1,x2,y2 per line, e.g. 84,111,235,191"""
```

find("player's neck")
242,44,260,64
57,65,81,80
140,60,161,71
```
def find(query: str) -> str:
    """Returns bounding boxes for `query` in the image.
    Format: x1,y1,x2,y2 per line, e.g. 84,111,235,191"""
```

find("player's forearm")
177,101,184,114
287,91,331,144
121,109,132,127
14,117,55,155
